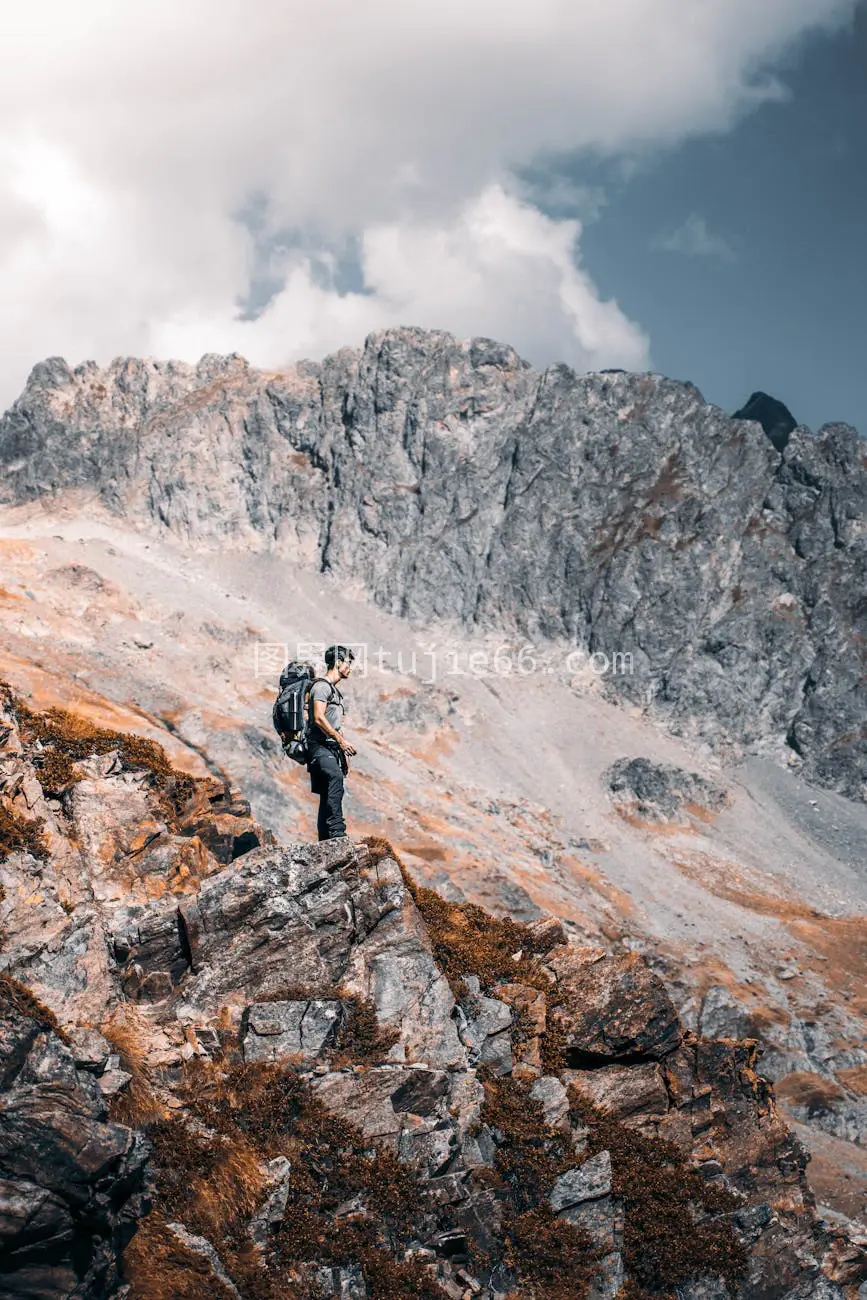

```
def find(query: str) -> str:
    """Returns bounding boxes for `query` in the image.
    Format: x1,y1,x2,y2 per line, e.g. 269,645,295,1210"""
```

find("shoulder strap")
308,677,340,721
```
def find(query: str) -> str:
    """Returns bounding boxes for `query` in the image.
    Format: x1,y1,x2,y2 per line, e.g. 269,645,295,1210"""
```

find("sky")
569,7,867,432
0,0,864,433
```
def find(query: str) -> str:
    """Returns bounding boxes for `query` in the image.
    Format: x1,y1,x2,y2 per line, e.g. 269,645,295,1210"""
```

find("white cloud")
0,0,857,408
516,174,609,224
155,184,649,374
655,213,738,262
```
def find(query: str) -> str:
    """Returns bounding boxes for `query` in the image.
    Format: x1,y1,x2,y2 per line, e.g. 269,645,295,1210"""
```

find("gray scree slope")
0,326,864,802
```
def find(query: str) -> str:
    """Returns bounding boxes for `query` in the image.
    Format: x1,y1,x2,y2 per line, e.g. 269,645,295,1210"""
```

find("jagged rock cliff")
2,687,865,1298
0,330,864,804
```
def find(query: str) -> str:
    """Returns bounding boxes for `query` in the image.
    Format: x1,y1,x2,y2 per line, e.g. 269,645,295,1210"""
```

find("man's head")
325,644,355,679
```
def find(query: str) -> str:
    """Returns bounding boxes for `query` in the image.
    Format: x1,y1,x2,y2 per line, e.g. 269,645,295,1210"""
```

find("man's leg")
309,748,346,840
308,759,327,842
320,747,346,839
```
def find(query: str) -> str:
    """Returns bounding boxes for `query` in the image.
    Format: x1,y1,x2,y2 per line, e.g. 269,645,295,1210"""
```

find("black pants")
308,744,346,841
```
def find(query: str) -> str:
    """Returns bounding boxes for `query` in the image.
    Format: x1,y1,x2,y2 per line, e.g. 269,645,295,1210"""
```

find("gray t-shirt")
308,679,343,742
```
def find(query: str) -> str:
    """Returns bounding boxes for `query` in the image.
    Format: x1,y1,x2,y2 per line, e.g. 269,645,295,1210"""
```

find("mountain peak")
733,391,798,452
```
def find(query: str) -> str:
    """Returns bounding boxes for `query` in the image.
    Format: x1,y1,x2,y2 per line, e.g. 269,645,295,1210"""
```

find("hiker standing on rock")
307,644,356,841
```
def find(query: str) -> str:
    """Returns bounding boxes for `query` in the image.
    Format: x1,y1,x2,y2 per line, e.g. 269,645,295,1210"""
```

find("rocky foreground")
0,327,864,804
1,685,865,1299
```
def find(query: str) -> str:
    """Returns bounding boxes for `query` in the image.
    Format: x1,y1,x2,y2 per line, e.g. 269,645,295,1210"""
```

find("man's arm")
312,697,357,755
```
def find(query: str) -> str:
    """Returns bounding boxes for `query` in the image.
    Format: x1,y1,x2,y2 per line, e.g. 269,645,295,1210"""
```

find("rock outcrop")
0,328,864,803
2,687,865,1298
732,393,798,454
0,978,148,1300
604,757,730,826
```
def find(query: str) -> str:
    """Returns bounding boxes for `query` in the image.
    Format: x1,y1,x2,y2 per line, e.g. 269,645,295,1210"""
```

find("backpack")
272,663,337,766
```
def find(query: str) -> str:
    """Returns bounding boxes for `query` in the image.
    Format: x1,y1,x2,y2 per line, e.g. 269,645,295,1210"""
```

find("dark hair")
325,644,355,668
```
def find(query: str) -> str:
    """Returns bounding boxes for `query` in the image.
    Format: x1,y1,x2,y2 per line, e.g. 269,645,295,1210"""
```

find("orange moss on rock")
332,991,401,1065
478,1071,572,1208
505,1206,600,1300
249,982,401,1067
476,1071,599,1297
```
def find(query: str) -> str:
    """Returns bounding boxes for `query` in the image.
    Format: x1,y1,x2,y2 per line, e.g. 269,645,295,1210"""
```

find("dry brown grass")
568,1087,747,1293
124,1214,243,1300
474,1071,599,1298
147,1115,266,1243
362,836,555,999
787,915,867,1002
505,1206,600,1300
331,991,401,1065
102,1007,164,1125
0,973,68,1041
2,679,198,825
837,1065,867,1097
669,849,821,920
362,836,571,1071
773,1071,846,1116
477,1071,573,1209
247,982,401,1067
124,1058,447,1300
0,799,49,863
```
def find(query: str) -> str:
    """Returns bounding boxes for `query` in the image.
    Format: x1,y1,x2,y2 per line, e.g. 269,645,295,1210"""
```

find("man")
307,644,357,841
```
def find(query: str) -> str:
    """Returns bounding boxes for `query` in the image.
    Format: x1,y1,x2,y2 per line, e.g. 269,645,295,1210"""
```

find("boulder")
550,1151,613,1212
242,999,342,1062
339,853,466,1070
496,982,546,1073
605,757,730,824
529,1075,570,1129
565,1062,670,1121
547,946,682,1062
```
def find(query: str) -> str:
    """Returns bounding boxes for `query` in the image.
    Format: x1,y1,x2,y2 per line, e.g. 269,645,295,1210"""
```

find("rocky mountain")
2,684,865,1299
0,329,864,805
731,394,798,455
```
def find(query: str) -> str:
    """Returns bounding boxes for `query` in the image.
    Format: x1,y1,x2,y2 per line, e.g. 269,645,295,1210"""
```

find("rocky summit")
0,328,864,804
2,685,866,1298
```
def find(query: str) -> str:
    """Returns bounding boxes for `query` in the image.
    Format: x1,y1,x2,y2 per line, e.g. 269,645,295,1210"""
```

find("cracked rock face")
0,988,147,1299
1,327,864,803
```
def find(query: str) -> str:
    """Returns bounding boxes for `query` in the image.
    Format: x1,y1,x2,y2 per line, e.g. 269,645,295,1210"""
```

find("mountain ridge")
1,327,864,805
